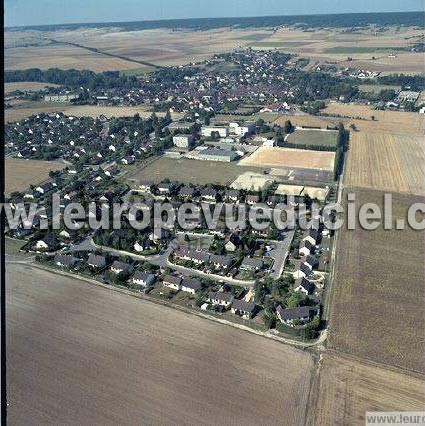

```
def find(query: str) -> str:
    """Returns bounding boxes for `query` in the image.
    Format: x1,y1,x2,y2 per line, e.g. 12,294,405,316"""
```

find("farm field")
239,147,335,171
315,352,425,426
6,263,314,425
286,129,338,148
127,156,264,185
358,84,401,93
345,132,425,196
274,113,344,129
323,102,425,135
5,101,72,123
5,158,64,195
5,81,61,93
329,188,425,373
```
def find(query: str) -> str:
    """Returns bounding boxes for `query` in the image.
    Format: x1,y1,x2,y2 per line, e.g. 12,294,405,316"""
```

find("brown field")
5,158,64,195
329,188,425,373
5,81,61,93
5,101,72,123
346,132,425,196
239,146,335,171
7,263,314,425
315,352,425,426
323,102,425,135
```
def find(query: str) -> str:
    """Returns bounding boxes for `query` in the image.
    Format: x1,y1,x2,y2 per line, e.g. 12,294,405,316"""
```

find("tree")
349,123,357,131
370,115,375,121
283,120,293,134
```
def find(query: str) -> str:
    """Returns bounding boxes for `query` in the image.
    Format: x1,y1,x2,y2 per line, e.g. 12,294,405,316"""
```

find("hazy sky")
5,0,423,27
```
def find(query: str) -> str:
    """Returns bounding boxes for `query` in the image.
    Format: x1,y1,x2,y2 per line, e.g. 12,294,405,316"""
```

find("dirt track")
7,263,314,425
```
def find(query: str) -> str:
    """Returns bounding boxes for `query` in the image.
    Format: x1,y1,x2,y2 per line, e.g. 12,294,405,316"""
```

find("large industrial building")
198,149,239,162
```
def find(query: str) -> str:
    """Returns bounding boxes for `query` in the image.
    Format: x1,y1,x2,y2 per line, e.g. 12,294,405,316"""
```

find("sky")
5,0,424,27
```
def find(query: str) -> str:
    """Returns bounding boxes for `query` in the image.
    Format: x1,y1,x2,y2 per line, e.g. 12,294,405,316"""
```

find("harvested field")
323,102,425,135
7,263,314,425
329,188,425,373
286,129,338,148
274,114,342,130
239,147,335,171
5,158,64,195
5,101,72,123
5,81,61,93
346,132,425,196
315,352,425,426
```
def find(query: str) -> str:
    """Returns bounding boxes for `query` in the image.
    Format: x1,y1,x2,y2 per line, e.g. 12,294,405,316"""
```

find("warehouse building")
173,134,194,148
198,149,239,162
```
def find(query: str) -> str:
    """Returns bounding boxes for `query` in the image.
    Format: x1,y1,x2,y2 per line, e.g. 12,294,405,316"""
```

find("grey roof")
179,186,196,197
295,277,315,294
305,255,318,267
163,275,182,286
200,188,217,198
300,239,313,250
54,254,76,266
208,291,234,304
133,271,156,285
87,254,106,267
181,278,202,291
246,194,260,202
232,299,256,313
210,254,233,267
111,261,131,272
241,257,263,269
276,306,311,321
225,189,240,199
299,263,312,275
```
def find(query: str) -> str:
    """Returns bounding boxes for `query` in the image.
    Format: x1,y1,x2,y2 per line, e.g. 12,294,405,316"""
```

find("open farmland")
323,102,425,135
5,158,64,195
5,81,61,93
346,133,425,196
5,100,72,123
315,352,425,426
239,147,335,171
329,188,425,373
286,129,338,148
127,156,264,185
7,263,314,425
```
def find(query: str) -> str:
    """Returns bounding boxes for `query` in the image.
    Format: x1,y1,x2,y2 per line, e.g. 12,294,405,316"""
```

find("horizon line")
5,9,424,30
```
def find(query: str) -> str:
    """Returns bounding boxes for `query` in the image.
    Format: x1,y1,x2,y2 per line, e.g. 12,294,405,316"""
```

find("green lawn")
286,129,338,148
358,84,401,94
5,238,27,255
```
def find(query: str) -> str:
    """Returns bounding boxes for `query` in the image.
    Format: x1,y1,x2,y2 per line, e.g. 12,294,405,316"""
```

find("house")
173,134,194,148
292,263,312,279
231,299,256,319
294,277,315,295
87,254,107,269
276,305,311,326
224,232,241,252
163,275,182,290
225,189,240,202
305,254,319,270
299,240,313,257
35,234,58,251
54,254,77,268
110,261,131,275
139,180,154,192
133,271,156,288
157,183,173,195
200,188,217,202
210,254,233,269
240,257,263,271
35,182,55,195
175,248,210,264
181,278,202,294
201,125,229,138
302,229,319,246
179,186,196,198
246,194,260,205
207,291,234,308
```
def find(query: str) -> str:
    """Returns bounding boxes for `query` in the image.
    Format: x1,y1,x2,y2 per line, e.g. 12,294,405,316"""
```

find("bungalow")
207,291,234,308
163,275,182,290
35,234,58,251
305,254,319,270
294,277,315,295
87,254,106,269
133,271,156,288
240,257,263,271
231,299,256,319
292,263,312,279
54,254,77,268
210,254,233,269
200,188,217,202
246,194,260,205
181,278,202,294
110,261,131,275
299,240,313,257
276,305,311,326
225,189,240,203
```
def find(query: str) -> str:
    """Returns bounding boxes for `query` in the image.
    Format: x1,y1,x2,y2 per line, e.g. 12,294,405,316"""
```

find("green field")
358,84,401,93
5,238,27,255
127,157,264,185
286,129,338,148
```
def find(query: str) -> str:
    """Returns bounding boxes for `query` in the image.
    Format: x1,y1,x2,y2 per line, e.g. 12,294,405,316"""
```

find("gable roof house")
304,254,319,270
200,188,217,202
246,194,260,205
302,229,319,246
299,240,313,257
294,277,315,295
87,254,107,269
240,257,263,271
225,189,240,203
35,234,58,251
210,254,233,269
207,291,234,308
163,275,182,290
138,180,154,192
225,232,241,252
276,306,311,326
54,254,77,268
133,271,156,288
179,185,196,199
292,263,312,279
157,183,173,195
181,278,202,294
231,299,256,319
110,261,131,275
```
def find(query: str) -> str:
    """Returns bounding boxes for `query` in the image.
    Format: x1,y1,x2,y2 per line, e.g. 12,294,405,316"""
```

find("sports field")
286,129,338,148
